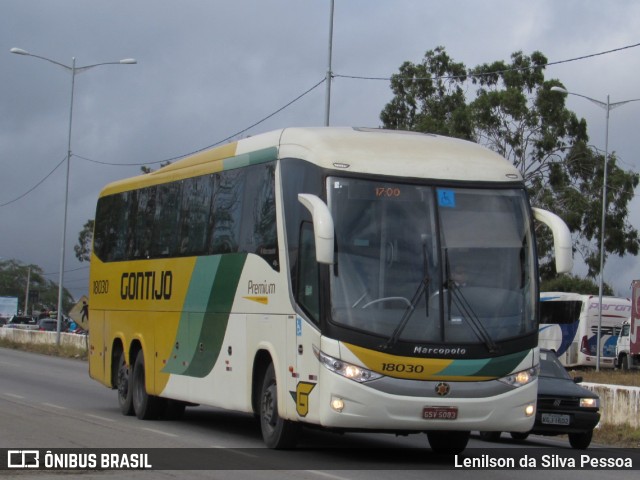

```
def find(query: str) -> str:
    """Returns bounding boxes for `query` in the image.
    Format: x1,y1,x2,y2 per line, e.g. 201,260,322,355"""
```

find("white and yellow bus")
88,127,573,453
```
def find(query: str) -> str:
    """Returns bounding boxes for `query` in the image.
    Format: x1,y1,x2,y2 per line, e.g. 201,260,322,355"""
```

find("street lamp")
324,0,335,126
551,86,640,371
10,47,136,345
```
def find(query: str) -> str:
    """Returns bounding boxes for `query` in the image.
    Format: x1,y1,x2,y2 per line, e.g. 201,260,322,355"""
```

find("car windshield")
328,177,537,347
539,350,572,380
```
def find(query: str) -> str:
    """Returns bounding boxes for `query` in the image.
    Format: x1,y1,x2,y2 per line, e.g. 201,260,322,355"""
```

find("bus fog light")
525,404,535,417
331,397,345,412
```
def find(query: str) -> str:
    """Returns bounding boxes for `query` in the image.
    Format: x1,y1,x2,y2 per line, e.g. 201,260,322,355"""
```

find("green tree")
540,274,612,295
74,219,94,263
380,46,472,139
381,47,640,280
141,160,171,174
0,259,73,314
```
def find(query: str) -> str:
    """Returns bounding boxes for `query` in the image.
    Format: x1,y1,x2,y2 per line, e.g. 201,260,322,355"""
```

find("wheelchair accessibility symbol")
437,189,456,208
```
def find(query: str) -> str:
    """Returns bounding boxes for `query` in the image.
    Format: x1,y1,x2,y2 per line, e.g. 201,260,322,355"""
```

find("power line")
334,42,640,81
76,77,327,167
0,155,66,207
42,265,90,277
0,77,326,205
4,42,640,206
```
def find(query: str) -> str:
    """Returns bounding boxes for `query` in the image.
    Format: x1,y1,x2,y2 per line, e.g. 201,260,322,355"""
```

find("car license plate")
541,413,570,425
423,407,458,420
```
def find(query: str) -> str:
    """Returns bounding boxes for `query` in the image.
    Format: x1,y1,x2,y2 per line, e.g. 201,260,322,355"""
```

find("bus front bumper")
314,371,537,433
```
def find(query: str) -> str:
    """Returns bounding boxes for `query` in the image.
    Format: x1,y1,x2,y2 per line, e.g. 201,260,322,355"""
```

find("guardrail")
582,382,640,428
0,326,88,350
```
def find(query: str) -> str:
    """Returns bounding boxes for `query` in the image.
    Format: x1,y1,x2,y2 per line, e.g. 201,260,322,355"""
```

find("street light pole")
10,47,136,344
551,86,640,371
324,0,335,127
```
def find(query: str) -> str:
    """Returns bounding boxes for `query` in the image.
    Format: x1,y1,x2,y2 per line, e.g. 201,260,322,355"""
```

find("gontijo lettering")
120,271,172,300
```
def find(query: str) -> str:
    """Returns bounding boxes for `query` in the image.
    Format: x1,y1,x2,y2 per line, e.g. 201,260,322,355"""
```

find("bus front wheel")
132,352,164,420
259,363,300,449
427,431,470,454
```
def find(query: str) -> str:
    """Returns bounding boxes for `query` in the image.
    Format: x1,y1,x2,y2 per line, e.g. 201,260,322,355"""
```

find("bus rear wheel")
259,363,300,449
427,431,470,454
132,352,164,420
117,351,134,416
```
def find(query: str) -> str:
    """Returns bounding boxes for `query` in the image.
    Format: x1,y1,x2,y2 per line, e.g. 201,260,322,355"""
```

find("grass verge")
571,368,640,387
0,337,87,361
593,424,640,448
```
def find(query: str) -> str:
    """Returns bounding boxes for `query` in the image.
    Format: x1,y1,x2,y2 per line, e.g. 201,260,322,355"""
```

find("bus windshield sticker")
437,189,456,208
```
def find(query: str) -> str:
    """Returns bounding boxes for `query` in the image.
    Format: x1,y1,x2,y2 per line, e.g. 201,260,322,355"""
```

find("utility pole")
324,0,335,126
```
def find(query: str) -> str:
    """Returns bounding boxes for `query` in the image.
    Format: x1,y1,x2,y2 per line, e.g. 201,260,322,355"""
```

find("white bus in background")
539,292,630,368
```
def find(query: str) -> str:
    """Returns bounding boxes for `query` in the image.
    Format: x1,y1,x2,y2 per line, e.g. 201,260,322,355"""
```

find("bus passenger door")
291,224,322,423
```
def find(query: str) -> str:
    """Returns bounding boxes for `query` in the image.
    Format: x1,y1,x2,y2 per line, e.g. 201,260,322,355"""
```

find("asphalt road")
0,347,637,479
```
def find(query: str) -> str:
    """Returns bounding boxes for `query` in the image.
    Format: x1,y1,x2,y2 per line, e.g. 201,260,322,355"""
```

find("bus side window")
297,223,320,324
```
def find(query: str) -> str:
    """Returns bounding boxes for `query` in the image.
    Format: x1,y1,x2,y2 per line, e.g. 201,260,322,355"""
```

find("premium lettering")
120,271,172,300
248,280,276,295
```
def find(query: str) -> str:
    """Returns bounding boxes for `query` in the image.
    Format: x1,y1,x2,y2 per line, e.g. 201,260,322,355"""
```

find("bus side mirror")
298,194,335,265
532,207,573,274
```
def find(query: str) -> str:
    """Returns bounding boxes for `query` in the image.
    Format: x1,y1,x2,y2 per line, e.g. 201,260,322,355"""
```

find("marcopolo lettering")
120,271,172,300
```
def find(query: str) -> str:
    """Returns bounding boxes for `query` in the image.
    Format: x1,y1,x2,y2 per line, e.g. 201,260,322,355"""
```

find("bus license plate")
541,413,570,425
423,407,458,420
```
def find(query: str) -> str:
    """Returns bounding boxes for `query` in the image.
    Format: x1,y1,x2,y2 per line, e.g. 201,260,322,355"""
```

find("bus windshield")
328,177,536,348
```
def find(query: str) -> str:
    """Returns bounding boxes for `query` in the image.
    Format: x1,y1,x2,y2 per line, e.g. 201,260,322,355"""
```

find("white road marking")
4,393,25,399
140,427,179,437
306,471,353,480
85,414,116,422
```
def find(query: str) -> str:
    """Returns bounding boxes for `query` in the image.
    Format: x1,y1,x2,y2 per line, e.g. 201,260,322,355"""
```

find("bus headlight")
314,348,383,383
497,366,538,388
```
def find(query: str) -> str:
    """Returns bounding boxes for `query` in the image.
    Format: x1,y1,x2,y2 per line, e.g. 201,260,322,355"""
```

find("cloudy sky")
2,0,640,301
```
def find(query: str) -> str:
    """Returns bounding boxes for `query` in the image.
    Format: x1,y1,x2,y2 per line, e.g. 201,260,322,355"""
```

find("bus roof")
540,292,631,304
99,127,523,197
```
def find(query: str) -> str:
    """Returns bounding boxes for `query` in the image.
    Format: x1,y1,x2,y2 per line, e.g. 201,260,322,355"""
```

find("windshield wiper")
380,237,430,350
444,249,499,353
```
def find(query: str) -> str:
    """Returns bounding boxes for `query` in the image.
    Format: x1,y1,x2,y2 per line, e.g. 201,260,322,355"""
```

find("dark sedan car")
480,349,600,449
38,318,58,331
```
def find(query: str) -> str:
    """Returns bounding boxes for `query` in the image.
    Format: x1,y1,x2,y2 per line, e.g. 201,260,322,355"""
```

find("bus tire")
259,363,300,449
117,351,134,416
427,431,470,454
478,431,501,442
132,352,164,420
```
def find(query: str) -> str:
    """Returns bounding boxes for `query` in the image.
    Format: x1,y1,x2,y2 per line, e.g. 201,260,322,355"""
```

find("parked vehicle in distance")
3,315,38,330
616,280,640,370
479,349,600,449
539,292,630,368
38,318,58,332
